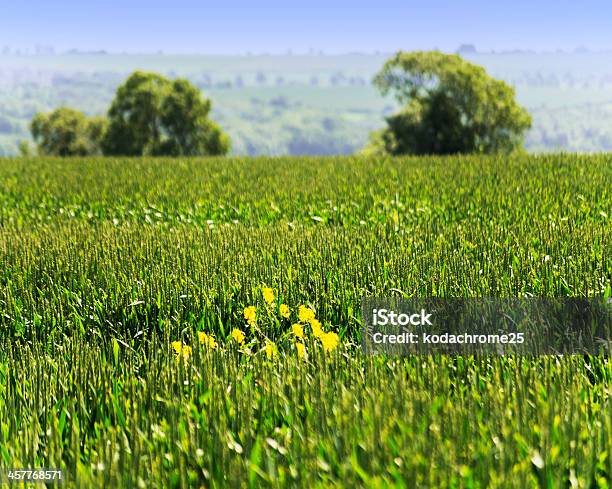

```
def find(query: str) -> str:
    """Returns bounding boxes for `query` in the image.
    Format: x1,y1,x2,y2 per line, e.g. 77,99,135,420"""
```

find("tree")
102,71,230,156
18,140,32,157
367,51,532,155
30,107,107,156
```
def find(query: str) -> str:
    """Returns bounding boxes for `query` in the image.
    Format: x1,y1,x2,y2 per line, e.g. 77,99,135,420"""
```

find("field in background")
4,52,612,155
0,155,610,487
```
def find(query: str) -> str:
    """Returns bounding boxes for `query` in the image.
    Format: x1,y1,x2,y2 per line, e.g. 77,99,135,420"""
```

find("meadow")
0,155,610,487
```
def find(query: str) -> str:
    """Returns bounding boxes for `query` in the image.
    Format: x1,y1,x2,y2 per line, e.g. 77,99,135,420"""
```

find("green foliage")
103,71,230,156
0,155,610,487
370,51,532,155
158,78,230,156
0,155,609,340
1,339,610,488
30,107,107,156
17,140,32,157
9,52,612,157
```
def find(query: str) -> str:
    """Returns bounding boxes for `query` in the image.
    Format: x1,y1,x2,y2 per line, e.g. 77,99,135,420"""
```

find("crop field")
0,155,610,488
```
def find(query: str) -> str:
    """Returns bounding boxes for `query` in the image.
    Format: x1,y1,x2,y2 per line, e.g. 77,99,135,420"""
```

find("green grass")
0,155,610,487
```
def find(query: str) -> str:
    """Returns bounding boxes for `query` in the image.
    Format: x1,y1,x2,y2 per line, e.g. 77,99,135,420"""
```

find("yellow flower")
181,345,193,359
231,328,246,345
310,318,324,339
243,306,257,326
279,304,290,318
295,342,306,359
298,305,315,323
262,287,274,305
198,331,217,349
320,332,340,353
265,341,277,359
291,323,304,339
171,341,192,361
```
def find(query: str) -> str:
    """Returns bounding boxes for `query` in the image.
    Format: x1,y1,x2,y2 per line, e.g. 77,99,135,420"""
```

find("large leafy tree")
367,51,532,155
30,107,107,156
102,71,230,156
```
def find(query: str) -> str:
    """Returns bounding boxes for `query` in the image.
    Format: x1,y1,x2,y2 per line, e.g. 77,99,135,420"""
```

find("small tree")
30,107,107,156
367,51,532,155
102,71,230,156
17,140,32,157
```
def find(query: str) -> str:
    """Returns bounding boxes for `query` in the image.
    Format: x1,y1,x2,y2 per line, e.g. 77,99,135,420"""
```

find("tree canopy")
367,51,532,155
30,71,230,157
30,107,107,156
102,71,230,156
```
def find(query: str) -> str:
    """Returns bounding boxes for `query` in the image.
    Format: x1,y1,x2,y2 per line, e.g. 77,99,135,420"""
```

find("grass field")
0,155,610,488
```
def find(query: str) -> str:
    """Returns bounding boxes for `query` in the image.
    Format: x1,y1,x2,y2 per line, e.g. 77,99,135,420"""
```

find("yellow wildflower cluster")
198,331,217,349
296,305,339,353
171,332,217,363
262,287,275,305
171,341,192,362
298,305,316,323
231,328,246,345
291,323,304,339
261,287,291,319
310,319,323,339
171,289,341,365
320,331,340,353
243,306,257,326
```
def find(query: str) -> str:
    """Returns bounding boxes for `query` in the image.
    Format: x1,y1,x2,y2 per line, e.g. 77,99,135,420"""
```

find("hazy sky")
3,0,612,54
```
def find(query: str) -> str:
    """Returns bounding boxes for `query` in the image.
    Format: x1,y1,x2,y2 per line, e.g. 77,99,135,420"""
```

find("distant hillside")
2,52,612,155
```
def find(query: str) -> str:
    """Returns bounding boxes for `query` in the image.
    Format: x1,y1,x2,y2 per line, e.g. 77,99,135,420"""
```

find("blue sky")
3,0,612,54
